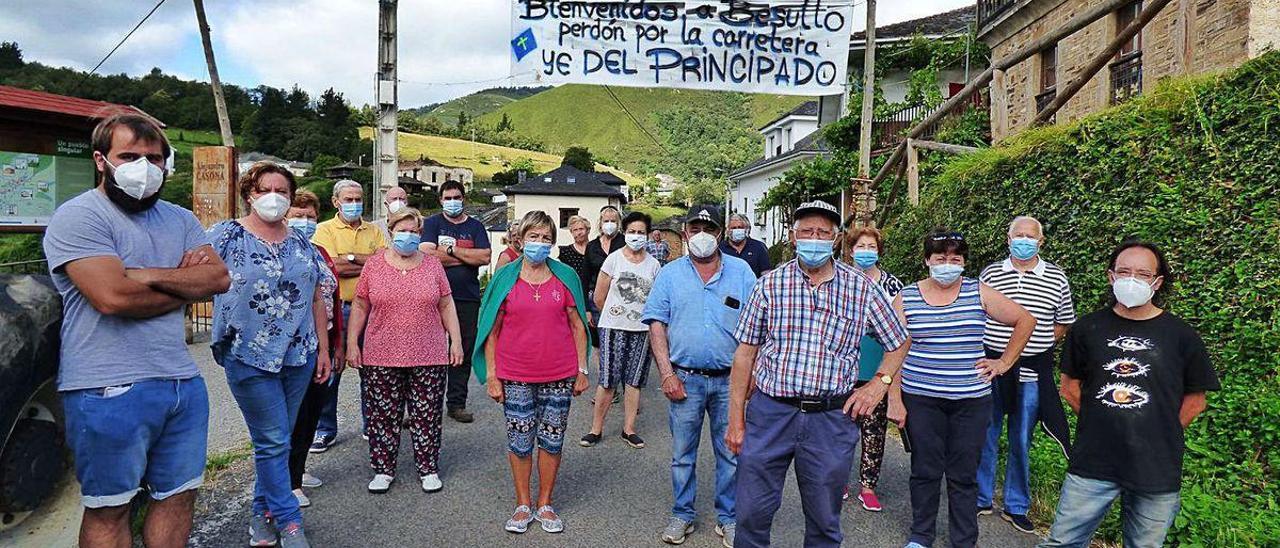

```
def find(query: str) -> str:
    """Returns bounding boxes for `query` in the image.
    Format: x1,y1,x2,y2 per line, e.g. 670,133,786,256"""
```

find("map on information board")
0,150,96,227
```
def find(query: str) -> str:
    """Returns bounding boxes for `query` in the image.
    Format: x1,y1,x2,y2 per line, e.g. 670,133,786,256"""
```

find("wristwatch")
446,245,457,257
875,372,893,386
578,367,590,376
346,253,356,262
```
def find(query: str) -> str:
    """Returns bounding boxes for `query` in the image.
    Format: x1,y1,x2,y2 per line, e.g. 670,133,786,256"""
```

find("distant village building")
238,152,311,178
979,0,1279,141
325,161,359,180
850,6,981,104
398,156,474,189
502,164,626,246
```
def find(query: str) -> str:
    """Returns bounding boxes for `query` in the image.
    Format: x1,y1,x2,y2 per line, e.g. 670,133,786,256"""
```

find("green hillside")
409,86,552,127
476,84,809,173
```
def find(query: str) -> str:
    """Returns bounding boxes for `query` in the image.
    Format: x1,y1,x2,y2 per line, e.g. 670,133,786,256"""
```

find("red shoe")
858,491,883,512
842,485,850,501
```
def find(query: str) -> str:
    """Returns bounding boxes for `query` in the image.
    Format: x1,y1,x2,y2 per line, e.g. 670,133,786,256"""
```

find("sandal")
504,505,534,534
535,505,564,533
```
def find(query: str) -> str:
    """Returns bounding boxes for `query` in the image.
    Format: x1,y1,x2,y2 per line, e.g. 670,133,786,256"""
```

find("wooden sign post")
192,146,237,228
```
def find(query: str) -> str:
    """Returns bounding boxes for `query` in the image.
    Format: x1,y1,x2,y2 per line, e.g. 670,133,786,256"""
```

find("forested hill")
406,86,551,127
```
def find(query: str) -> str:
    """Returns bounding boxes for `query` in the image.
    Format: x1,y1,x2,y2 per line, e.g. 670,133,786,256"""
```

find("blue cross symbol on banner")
511,28,538,62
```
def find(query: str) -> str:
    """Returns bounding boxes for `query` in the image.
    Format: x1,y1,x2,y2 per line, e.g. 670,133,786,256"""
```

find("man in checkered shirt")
725,201,910,548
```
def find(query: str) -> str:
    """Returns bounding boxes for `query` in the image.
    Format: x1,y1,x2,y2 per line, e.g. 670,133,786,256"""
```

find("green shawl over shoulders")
471,257,589,383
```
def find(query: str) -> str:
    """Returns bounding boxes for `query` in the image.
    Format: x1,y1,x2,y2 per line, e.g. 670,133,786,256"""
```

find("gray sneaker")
716,522,736,548
248,514,278,547
278,523,310,548
661,516,695,544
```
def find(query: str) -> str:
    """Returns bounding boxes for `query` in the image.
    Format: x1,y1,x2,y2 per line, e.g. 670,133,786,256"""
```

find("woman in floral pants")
346,208,463,494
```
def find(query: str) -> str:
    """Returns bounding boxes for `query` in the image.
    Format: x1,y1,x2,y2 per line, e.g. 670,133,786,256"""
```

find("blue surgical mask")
929,263,964,285
392,232,421,256
853,249,879,269
523,241,552,264
442,199,464,217
795,239,834,268
340,202,363,221
1010,237,1040,261
729,228,748,243
287,218,317,239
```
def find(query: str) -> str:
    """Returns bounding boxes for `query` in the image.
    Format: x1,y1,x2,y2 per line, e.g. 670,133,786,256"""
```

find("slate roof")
729,131,829,179
503,164,625,199
759,100,820,131
0,85,163,126
851,6,976,42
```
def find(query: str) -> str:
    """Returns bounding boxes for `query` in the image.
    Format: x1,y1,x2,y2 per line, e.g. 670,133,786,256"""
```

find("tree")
496,113,513,132
456,111,469,129
562,146,595,172
0,42,23,71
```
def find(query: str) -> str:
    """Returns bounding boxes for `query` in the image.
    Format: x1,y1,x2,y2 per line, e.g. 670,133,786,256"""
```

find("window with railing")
977,0,1018,29
1036,45,1059,120
1111,2,1143,105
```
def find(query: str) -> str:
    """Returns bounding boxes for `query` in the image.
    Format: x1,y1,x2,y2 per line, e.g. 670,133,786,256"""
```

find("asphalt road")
190,345,1042,548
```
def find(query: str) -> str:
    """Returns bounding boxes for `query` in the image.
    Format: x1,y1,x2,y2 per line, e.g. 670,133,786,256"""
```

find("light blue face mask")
1010,237,1040,261
287,218,317,239
340,202,363,221
523,241,552,263
442,199,464,217
392,232,421,256
929,263,964,285
853,249,879,269
795,239,834,268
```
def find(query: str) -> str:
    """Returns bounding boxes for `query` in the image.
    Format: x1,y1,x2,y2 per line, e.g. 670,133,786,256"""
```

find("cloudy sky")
4,0,973,108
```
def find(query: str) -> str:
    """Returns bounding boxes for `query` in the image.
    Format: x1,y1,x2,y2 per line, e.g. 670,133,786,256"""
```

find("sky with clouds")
4,0,973,109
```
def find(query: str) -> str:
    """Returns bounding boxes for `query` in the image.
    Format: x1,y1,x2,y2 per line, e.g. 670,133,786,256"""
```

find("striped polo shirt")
980,258,1076,382
900,278,990,399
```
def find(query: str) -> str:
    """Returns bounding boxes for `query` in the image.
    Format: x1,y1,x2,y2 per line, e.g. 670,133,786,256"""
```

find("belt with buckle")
672,364,731,377
769,392,852,413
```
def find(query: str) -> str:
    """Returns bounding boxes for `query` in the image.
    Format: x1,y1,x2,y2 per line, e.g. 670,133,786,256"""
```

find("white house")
238,152,311,178
502,164,626,247
727,101,826,247
398,156,474,189
848,6,979,104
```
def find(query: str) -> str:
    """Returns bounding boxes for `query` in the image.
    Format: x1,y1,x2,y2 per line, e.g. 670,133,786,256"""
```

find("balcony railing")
871,90,989,149
1110,53,1143,105
978,0,1019,29
1035,88,1057,121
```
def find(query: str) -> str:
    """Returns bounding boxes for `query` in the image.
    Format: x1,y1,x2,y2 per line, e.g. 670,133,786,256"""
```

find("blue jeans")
977,380,1038,514
736,394,859,548
63,377,209,508
668,370,736,525
224,355,315,527
1039,473,1180,548
317,302,364,438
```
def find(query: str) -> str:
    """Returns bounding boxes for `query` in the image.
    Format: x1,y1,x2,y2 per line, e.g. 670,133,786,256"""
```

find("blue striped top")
900,278,991,399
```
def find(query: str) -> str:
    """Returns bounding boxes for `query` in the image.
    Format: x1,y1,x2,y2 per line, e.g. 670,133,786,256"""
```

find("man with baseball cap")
726,201,910,547
645,205,757,546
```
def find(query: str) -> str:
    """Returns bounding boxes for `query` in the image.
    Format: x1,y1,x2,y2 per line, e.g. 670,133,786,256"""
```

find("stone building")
979,0,1279,141
398,156,474,189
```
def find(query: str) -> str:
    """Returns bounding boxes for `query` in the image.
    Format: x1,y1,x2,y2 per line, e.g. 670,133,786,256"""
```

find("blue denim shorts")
62,377,210,508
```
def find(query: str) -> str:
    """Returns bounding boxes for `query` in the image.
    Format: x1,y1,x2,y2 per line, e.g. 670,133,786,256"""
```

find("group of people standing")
46,113,1218,548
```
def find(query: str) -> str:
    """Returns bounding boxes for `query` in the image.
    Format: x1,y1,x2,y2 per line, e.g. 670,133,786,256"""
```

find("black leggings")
288,379,328,490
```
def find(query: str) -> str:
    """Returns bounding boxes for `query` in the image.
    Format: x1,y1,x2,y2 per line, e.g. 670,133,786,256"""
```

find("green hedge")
881,52,1280,546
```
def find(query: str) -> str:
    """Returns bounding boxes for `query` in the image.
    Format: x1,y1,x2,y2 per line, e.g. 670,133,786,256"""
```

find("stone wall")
987,0,1259,140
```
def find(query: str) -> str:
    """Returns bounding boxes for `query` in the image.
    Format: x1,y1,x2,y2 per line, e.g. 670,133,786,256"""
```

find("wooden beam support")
1034,0,1175,125
911,140,979,154
906,139,921,206
990,68,1009,141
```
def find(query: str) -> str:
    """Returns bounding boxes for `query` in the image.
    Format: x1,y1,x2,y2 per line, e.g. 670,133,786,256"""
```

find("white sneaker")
293,488,311,508
301,472,323,488
367,474,394,493
421,474,443,493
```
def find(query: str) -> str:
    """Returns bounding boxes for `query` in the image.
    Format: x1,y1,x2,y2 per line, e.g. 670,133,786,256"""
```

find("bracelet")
578,367,590,376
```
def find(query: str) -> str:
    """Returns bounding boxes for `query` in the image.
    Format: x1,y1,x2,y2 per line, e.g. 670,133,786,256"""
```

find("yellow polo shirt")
312,217,387,301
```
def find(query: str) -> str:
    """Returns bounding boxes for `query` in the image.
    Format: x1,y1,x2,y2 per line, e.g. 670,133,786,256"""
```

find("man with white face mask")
643,206,756,547
371,186,409,243
43,114,231,548
1040,240,1219,548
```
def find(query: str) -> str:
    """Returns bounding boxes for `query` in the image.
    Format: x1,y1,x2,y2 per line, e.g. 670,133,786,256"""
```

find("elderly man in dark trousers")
645,206,758,547
726,201,910,547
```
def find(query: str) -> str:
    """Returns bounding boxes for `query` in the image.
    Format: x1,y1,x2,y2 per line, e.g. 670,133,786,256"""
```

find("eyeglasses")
930,232,965,242
795,227,836,239
1111,269,1159,282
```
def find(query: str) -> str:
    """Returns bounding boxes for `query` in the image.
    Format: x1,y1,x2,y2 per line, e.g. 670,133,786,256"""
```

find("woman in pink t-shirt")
346,208,463,495
481,210,590,534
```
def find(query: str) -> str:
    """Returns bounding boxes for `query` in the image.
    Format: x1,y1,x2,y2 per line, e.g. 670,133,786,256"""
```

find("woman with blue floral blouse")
209,162,333,548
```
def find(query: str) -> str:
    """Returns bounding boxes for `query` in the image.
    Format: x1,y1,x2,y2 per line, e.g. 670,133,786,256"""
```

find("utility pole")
373,0,399,208
193,0,233,146
853,0,877,225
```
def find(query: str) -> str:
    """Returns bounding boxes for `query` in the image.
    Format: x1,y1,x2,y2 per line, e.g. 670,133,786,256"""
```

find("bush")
882,52,1280,546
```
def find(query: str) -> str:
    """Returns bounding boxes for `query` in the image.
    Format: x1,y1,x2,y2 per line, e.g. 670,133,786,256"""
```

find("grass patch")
205,443,254,479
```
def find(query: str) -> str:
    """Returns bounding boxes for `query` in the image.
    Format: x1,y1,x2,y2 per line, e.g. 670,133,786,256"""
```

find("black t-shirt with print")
1061,308,1220,493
